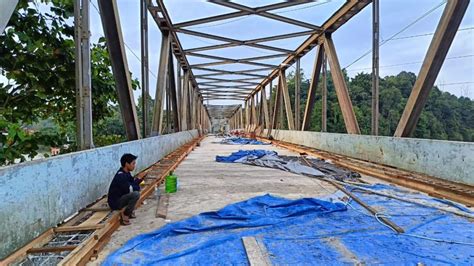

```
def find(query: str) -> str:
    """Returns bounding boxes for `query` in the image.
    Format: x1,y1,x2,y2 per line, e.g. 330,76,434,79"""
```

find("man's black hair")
121,153,137,167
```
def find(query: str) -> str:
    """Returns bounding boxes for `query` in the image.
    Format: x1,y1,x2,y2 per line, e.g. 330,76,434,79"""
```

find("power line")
347,54,474,72
391,26,474,40
344,0,447,69
437,81,474,86
89,0,158,80
274,1,332,14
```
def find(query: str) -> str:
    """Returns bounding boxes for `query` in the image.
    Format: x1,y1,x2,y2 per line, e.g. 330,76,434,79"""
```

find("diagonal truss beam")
394,0,469,137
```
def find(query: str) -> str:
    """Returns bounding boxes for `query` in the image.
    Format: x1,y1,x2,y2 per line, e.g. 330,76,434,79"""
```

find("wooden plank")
302,44,324,131
0,229,55,265
280,70,295,130
242,237,272,266
27,245,78,254
79,211,110,227
82,207,110,212
323,36,360,134
156,193,170,218
54,224,104,233
394,0,469,137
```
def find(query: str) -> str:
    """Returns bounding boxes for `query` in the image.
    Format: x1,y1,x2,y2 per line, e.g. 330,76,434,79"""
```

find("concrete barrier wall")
265,129,474,186
0,130,198,259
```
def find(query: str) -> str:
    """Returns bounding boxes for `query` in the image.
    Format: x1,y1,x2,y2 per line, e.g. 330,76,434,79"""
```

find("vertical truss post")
140,0,149,137
271,77,281,130
394,0,469,137
189,87,195,129
261,86,270,129
239,107,243,129
98,0,141,140
75,0,94,149
176,64,182,130
251,95,257,128
187,80,192,130
151,31,170,135
181,70,189,131
168,50,179,132
324,34,360,134
280,69,295,130
165,75,170,134
322,52,328,132
74,0,84,149
302,45,324,131
244,100,249,130
371,0,379,136
269,80,273,126
295,58,301,130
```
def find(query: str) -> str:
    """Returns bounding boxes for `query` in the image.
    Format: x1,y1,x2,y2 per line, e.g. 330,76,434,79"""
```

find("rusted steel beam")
394,0,469,137
248,0,371,99
324,35,360,134
302,44,324,131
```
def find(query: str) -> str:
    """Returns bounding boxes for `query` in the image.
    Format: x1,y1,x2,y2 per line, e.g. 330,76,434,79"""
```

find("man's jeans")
118,191,140,216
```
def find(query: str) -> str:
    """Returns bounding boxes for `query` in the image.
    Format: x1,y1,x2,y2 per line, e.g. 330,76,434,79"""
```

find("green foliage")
274,70,473,142
0,0,139,165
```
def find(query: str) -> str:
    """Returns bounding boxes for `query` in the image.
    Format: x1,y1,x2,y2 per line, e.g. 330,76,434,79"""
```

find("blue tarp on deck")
103,184,474,265
220,137,269,145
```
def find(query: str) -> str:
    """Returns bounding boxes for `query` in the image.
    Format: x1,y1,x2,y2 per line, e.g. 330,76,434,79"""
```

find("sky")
3,0,474,107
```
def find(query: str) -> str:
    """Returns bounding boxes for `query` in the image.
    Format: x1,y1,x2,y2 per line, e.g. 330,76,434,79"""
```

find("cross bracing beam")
175,1,313,28
183,30,317,54
198,81,260,86
177,28,294,54
192,68,270,78
209,0,322,30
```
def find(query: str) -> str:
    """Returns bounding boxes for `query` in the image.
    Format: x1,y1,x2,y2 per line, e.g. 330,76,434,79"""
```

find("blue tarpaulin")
215,149,276,163
103,184,474,265
220,137,269,145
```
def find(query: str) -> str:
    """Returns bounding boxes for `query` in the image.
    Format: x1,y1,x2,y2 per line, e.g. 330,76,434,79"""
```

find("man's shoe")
120,213,131,225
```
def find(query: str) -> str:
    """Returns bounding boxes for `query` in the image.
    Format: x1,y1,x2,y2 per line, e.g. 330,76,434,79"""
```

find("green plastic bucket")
165,171,178,193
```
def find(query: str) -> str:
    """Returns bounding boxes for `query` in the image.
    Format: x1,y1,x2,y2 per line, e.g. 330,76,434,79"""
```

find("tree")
0,0,139,165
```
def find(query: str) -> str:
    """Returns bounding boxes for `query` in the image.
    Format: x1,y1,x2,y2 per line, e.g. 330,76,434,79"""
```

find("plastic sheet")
220,137,269,145
216,150,360,181
103,184,474,265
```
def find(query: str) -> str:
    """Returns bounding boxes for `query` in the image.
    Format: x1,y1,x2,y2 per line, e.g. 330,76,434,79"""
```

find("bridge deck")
91,136,344,263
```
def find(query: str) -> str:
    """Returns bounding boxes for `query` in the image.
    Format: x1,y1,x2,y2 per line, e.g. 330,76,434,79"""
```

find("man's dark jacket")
107,168,141,210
